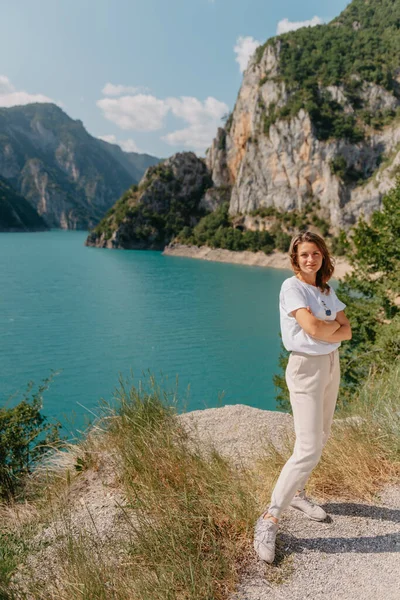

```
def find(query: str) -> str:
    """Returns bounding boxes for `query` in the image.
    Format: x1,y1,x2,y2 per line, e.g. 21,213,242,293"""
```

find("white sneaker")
253,513,278,563
290,490,327,521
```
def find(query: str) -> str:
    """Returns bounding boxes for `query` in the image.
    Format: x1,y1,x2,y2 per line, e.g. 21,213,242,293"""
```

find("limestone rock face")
199,184,231,212
205,128,231,188
206,45,400,230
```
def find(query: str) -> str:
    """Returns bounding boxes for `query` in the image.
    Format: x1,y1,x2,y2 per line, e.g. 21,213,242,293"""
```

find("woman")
254,231,352,564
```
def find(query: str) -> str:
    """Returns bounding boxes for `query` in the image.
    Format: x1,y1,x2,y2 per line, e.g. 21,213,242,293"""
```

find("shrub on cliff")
189,202,230,245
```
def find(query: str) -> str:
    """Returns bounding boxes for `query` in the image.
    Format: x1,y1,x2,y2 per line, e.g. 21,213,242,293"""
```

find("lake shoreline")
163,243,353,280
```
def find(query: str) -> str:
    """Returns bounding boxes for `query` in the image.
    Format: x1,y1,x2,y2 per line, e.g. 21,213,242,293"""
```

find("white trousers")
268,349,340,518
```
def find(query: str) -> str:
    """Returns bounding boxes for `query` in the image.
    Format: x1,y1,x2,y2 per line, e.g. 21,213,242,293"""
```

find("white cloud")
98,134,117,144
166,96,227,123
102,83,150,96
0,75,14,94
162,125,215,151
97,94,170,131
276,16,324,35
162,96,229,152
119,138,140,152
0,75,55,108
97,85,229,153
98,134,140,153
234,36,262,73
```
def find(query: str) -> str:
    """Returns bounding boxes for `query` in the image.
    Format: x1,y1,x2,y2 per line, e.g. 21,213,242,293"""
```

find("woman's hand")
323,310,352,342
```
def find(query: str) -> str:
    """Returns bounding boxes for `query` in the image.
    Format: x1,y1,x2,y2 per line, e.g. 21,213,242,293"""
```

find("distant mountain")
0,175,48,232
0,103,161,229
97,139,161,183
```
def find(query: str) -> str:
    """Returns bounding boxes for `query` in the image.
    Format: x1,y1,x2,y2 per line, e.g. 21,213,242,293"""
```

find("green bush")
330,156,348,179
249,206,279,218
330,156,365,184
330,230,350,256
191,203,230,245
218,130,227,151
0,375,62,500
263,103,277,134
311,214,330,236
275,229,292,252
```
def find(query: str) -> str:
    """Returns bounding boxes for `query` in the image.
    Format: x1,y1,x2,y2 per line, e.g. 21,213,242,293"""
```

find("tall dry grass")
101,374,258,599
311,359,400,499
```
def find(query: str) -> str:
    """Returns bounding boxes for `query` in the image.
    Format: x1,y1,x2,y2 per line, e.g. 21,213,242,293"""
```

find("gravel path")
231,484,399,600
179,405,400,600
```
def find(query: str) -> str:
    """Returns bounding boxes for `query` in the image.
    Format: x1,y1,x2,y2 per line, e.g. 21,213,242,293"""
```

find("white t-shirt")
280,276,347,355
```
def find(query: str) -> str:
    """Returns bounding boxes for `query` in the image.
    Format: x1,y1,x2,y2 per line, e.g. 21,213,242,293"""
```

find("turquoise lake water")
0,230,291,435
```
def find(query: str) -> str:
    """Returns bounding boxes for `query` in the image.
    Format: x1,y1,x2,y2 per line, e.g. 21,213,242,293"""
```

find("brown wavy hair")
289,231,335,293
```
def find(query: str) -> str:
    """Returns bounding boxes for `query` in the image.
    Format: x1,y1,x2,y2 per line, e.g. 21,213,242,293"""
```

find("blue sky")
0,0,349,158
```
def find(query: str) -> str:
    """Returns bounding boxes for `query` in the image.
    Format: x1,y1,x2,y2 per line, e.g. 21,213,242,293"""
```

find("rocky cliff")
206,0,400,229
0,104,160,229
0,175,48,232
86,152,211,249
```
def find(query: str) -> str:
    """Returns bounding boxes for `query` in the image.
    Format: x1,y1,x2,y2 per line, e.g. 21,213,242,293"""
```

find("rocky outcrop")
86,152,212,249
205,9,400,230
199,184,231,212
0,104,160,229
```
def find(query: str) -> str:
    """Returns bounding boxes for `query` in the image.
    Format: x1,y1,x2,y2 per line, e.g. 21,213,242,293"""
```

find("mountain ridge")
0,103,161,229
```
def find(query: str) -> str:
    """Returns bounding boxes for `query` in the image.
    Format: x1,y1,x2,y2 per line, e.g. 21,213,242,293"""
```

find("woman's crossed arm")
291,308,352,342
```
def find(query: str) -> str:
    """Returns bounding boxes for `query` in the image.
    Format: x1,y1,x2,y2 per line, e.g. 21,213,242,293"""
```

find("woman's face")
297,241,323,275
